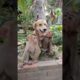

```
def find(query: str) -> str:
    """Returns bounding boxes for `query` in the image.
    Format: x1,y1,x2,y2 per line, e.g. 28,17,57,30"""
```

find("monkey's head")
45,31,53,38
27,34,38,44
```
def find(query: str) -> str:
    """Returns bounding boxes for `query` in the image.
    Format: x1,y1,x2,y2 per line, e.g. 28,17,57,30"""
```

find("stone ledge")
18,60,62,80
18,59,62,73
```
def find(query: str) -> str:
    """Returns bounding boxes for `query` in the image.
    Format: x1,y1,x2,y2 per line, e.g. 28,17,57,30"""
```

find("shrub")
50,25,62,45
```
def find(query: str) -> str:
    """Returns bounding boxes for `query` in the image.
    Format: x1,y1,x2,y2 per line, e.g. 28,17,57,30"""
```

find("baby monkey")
22,34,41,65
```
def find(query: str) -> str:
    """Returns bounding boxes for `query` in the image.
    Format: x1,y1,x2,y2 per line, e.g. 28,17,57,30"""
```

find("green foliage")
50,25,62,31
18,0,33,24
18,33,26,41
18,30,33,45
55,8,62,17
47,0,56,6
50,25,62,45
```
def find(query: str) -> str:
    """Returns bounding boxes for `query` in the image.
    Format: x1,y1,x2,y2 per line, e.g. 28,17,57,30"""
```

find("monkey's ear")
33,22,36,29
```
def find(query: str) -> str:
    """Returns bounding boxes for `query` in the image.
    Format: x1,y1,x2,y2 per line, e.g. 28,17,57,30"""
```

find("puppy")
33,19,48,40
22,34,41,65
33,19,49,47
33,19,53,55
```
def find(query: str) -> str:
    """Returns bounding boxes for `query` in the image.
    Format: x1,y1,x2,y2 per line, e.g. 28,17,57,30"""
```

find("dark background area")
63,0,80,80
0,0,17,80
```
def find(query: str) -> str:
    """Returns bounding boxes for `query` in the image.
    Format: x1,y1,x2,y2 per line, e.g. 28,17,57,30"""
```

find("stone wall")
18,60,62,80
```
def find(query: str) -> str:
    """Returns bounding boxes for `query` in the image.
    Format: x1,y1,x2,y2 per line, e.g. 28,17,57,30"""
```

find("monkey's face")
46,31,53,38
27,35,38,44
32,36,38,43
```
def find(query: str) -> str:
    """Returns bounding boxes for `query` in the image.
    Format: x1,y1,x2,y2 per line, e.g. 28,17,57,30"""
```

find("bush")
50,25,62,45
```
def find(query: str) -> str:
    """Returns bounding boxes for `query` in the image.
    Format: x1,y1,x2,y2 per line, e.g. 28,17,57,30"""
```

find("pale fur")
22,34,41,64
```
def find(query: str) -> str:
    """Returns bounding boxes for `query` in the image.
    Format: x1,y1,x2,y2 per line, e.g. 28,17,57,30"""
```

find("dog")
33,19,54,56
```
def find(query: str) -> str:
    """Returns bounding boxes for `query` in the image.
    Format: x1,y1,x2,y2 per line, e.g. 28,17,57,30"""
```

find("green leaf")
55,8,62,16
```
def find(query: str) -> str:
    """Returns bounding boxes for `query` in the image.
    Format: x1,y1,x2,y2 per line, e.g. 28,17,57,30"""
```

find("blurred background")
18,0,62,62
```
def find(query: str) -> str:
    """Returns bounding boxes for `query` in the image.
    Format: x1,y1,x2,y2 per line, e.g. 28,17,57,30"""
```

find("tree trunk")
32,0,46,20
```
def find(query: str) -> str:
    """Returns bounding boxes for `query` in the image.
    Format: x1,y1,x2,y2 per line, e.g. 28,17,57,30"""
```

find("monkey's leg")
23,52,29,64
22,45,29,64
30,47,41,62
47,42,54,56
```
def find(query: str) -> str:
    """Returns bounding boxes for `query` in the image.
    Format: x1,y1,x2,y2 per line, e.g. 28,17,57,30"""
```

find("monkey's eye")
39,24,42,26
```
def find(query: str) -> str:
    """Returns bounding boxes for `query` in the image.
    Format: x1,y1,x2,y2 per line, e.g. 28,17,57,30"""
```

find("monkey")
22,34,41,65
41,30,54,56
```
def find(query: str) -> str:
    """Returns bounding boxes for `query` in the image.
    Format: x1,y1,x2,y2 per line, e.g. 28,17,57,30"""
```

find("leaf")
55,8,62,16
